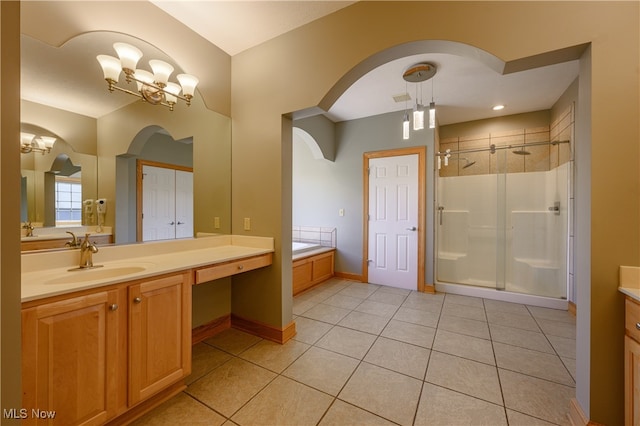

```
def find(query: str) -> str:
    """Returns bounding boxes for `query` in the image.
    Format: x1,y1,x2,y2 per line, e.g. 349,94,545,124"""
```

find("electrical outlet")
243,217,251,231
214,217,220,229
339,208,345,217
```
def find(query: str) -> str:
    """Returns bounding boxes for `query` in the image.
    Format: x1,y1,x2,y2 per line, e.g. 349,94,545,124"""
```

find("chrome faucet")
22,221,34,237
79,233,99,268
65,231,81,248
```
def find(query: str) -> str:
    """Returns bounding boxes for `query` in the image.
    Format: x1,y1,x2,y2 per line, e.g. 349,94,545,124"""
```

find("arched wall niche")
292,127,325,160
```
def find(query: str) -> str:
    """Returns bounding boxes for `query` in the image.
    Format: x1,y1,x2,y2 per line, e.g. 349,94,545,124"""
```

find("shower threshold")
435,281,568,310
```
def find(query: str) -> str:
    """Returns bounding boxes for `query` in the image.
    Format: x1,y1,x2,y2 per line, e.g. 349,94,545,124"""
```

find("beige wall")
230,2,638,424
1,0,22,417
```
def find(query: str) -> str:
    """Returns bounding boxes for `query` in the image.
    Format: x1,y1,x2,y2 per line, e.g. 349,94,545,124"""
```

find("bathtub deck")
293,248,335,296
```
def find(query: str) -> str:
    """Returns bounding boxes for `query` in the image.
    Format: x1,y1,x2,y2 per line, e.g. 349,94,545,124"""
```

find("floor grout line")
135,278,576,426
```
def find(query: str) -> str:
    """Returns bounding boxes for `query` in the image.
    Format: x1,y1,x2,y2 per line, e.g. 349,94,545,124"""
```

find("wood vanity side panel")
626,335,640,426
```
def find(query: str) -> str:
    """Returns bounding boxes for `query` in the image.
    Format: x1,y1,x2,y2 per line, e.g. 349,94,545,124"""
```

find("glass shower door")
436,141,569,299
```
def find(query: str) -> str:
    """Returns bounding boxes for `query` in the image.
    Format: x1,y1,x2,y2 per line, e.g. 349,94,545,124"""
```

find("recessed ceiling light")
492,104,505,111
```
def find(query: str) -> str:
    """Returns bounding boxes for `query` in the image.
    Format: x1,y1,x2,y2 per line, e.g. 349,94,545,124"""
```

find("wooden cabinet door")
128,272,192,405
22,289,122,426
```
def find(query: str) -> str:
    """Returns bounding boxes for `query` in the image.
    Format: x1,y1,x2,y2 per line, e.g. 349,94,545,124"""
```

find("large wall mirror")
20,29,232,249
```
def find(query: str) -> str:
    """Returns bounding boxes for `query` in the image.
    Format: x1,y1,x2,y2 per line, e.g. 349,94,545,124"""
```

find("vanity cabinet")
625,296,640,425
22,271,192,425
22,288,125,425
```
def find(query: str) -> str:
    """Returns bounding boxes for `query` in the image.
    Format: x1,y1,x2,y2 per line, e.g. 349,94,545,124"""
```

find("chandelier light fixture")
97,42,199,111
20,132,56,155
402,62,437,139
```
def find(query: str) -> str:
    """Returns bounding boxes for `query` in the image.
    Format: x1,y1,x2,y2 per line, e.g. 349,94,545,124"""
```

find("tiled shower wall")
438,106,572,178
292,226,337,247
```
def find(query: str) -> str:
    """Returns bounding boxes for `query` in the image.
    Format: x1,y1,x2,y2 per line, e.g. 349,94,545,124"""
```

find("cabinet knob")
635,322,640,331
238,265,244,270
133,297,142,304
109,304,118,311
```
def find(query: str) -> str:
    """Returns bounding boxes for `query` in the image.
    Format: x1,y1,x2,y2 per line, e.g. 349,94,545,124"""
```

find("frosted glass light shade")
39,136,56,149
413,105,424,131
113,43,142,72
149,60,174,85
134,69,154,91
402,114,410,140
97,55,122,82
177,74,199,97
429,102,436,129
20,132,35,147
164,82,181,104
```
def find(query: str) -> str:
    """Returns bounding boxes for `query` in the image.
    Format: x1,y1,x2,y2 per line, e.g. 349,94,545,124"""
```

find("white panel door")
143,165,175,241
368,154,419,290
174,170,194,239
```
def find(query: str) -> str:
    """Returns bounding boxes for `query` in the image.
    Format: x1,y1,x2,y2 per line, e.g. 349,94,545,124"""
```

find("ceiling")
21,1,579,126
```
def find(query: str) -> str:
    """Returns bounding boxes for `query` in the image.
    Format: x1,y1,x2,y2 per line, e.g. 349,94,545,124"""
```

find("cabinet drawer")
626,298,640,342
195,253,272,284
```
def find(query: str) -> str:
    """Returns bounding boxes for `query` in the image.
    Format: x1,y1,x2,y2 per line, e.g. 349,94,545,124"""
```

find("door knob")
133,297,142,304
177,221,184,225
109,304,118,311
169,221,175,225
406,227,417,231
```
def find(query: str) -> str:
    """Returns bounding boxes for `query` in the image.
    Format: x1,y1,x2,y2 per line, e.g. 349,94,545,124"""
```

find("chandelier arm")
109,83,145,100
109,83,176,110
126,75,193,104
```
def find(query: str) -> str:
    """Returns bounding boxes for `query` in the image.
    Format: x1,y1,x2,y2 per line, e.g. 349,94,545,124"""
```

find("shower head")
512,146,531,155
463,160,476,169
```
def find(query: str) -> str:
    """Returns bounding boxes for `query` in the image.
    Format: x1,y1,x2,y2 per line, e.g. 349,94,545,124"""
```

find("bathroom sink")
44,263,155,285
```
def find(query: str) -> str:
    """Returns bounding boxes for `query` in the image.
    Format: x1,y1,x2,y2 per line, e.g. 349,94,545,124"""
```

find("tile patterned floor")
132,278,576,426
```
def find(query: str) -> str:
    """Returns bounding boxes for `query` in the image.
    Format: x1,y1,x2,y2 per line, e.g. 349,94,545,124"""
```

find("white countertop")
619,265,640,302
22,235,274,303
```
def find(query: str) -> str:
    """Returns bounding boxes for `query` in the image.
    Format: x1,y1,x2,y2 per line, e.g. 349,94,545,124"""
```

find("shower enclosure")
435,134,571,303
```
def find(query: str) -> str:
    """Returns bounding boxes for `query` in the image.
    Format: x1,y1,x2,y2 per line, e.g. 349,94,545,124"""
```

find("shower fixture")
462,158,476,169
512,146,531,155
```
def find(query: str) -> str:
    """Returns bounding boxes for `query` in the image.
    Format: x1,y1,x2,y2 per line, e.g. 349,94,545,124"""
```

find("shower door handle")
437,206,445,225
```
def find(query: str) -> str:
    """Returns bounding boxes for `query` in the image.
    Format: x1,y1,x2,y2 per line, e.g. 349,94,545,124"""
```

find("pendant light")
429,101,436,129
429,77,436,129
402,63,437,139
413,83,424,131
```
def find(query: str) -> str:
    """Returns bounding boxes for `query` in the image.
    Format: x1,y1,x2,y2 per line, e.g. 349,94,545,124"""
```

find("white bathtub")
292,241,322,254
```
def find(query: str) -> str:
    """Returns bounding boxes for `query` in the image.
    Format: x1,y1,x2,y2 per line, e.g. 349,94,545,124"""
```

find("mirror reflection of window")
54,173,82,226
